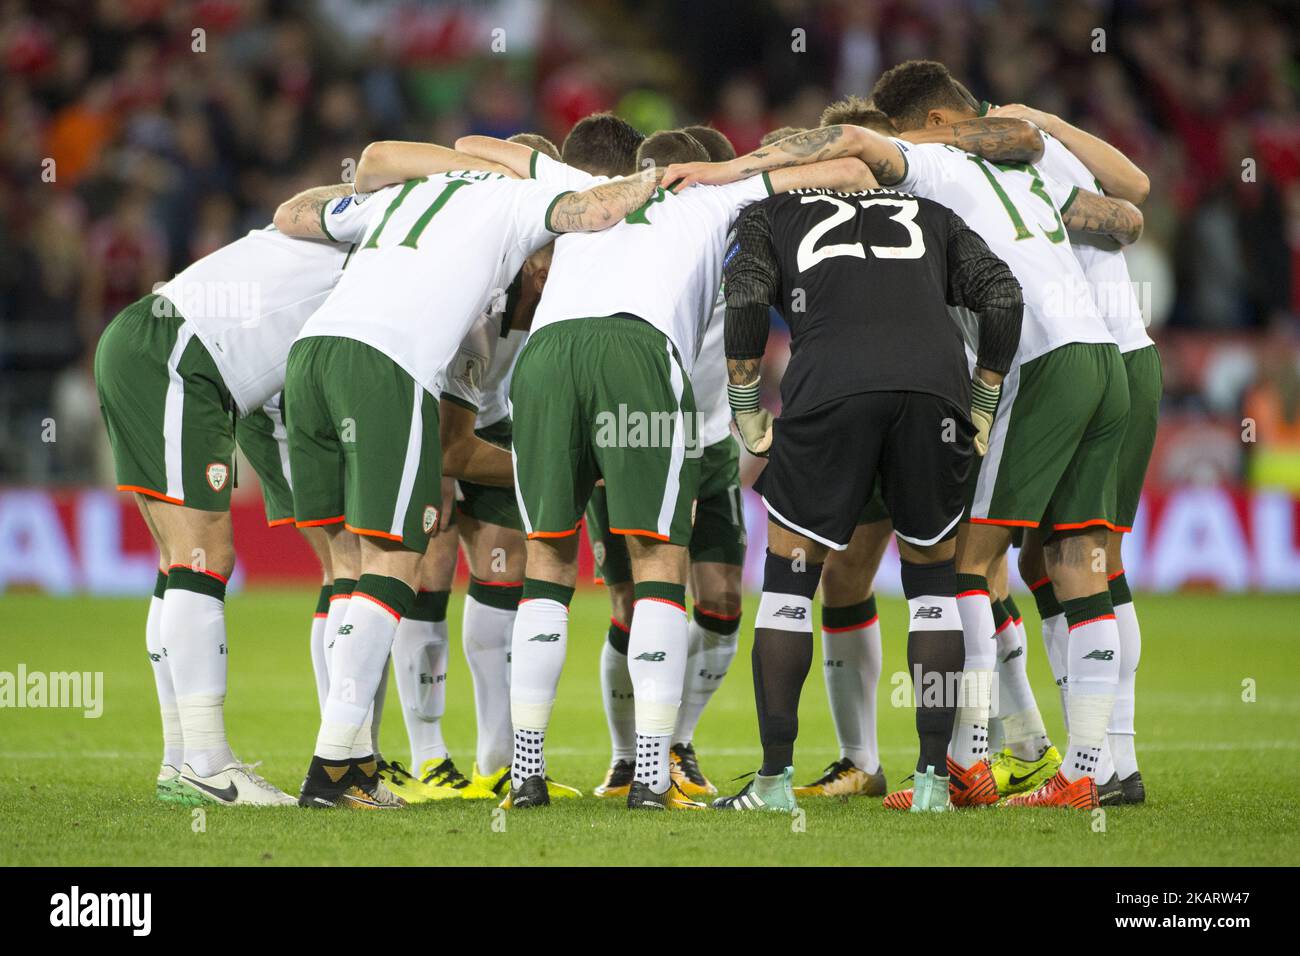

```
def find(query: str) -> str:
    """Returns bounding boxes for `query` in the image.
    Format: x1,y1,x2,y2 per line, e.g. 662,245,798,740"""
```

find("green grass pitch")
2,589,1298,866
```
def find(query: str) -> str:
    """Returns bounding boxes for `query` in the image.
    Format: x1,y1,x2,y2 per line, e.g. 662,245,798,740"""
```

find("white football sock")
322,587,353,682
146,587,184,770
316,583,408,761
392,615,449,768
993,611,1050,759
1061,596,1121,781
509,588,571,786
367,660,389,757
951,580,995,767
600,620,636,763
309,588,331,714
1110,594,1142,778
820,603,882,771
627,590,688,794
463,591,516,773
163,574,234,776
674,610,740,747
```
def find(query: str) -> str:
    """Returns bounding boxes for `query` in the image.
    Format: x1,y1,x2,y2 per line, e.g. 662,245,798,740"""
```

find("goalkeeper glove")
970,375,1001,457
727,377,774,457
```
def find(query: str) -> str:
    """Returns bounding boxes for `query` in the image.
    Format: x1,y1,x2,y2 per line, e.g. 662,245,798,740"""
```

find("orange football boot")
1002,770,1098,810
883,755,999,810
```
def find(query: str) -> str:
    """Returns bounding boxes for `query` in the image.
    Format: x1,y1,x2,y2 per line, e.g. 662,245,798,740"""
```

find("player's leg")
458,510,530,796
1096,344,1158,806
797,511,890,798
293,337,438,809
296,525,334,713
1006,344,1130,810
502,323,594,808
386,512,464,802
585,484,639,797
986,547,1060,795
1020,529,1069,727
672,437,747,798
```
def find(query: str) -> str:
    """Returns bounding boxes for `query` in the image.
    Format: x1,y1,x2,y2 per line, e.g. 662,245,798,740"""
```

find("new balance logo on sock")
1083,649,1115,661
773,606,807,620
1002,647,1024,663
635,651,666,662
912,606,944,620
529,633,561,642
337,625,353,635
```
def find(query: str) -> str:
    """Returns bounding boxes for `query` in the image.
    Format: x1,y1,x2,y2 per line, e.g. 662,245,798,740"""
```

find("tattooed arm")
547,167,659,232
665,124,907,192
355,141,514,193
900,117,1043,164
990,104,1150,204
272,183,355,238
1061,190,1144,245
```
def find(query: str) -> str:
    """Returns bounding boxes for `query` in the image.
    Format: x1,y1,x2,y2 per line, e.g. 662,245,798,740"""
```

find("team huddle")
95,58,1157,815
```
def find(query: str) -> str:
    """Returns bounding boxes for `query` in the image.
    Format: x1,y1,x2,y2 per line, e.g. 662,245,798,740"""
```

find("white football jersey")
692,289,733,448
156,208,366,415
437,306,528,429
530,158,772,372
892,139,1114,363
1035,133,1153,353
298,171,570,395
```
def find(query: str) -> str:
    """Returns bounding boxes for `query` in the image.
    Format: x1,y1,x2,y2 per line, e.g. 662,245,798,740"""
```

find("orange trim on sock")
823,614,879,633
1027,576,1053,591
1107,570,1125,581
119,485,184,505
472,578,525,587
635,596,686,613
994,617,1015,635
1068,612,1116,631
328,593,352,602
351,591,403,622
344,523,404,543
968,516,1038,528
956,589,989,599
694,606,741,622
296,515,345,528
609,617,630,633
609,527,671,541
313,612,328,619
167,563,229,584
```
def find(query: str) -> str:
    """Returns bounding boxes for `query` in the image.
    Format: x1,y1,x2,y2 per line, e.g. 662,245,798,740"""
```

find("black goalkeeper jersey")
723,186,1022,415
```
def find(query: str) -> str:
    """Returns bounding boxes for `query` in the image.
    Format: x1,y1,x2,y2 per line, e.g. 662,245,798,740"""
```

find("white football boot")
177,761,296,806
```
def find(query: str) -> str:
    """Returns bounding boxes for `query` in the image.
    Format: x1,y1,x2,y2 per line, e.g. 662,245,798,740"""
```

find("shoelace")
672,745,705,783
385,760,418,782
423,759,470,788
810,758,854,786
237,760,282,794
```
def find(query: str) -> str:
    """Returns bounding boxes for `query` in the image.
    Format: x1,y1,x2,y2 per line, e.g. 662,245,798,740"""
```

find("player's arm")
665,125,906,191
766,157,877,193
438,398,513,487
1061,190,1144,245
272,183,355,238
452,135,536,179
899,116,1043,164
722,205,781,456
354,141,515,193
989,104,1150,204
943,209,1024,455
547,167,659,232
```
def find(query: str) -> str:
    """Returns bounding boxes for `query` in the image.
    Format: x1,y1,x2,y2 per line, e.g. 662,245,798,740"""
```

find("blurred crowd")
1,0,1298,487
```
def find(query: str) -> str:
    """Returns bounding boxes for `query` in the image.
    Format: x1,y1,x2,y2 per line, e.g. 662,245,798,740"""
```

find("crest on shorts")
205,462,229,492
593,542,606,565
422,505,439,534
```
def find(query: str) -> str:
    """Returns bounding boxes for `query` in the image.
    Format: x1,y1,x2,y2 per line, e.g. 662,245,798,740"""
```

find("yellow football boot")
794,758,886,797
669,743,718,797
418,757,496,799
990,746,1062,796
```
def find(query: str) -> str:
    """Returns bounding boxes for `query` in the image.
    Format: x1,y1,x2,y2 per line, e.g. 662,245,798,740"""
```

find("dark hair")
636,130,709,168
507,132,560,161
870,59,975,130
759,125,806,147
820,96,890,131
561,112,644,176
681,125,736,162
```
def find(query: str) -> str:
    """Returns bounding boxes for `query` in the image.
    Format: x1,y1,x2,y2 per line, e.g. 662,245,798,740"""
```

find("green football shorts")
968,341,1130,533
1115,345,1162,532
511,316,700,545
284,336,442,552
94,294,236,511
235,395,295,527
457,418,523,531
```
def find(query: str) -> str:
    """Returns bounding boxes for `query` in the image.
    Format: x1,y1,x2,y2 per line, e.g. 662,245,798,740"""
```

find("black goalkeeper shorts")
755,390,975,551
